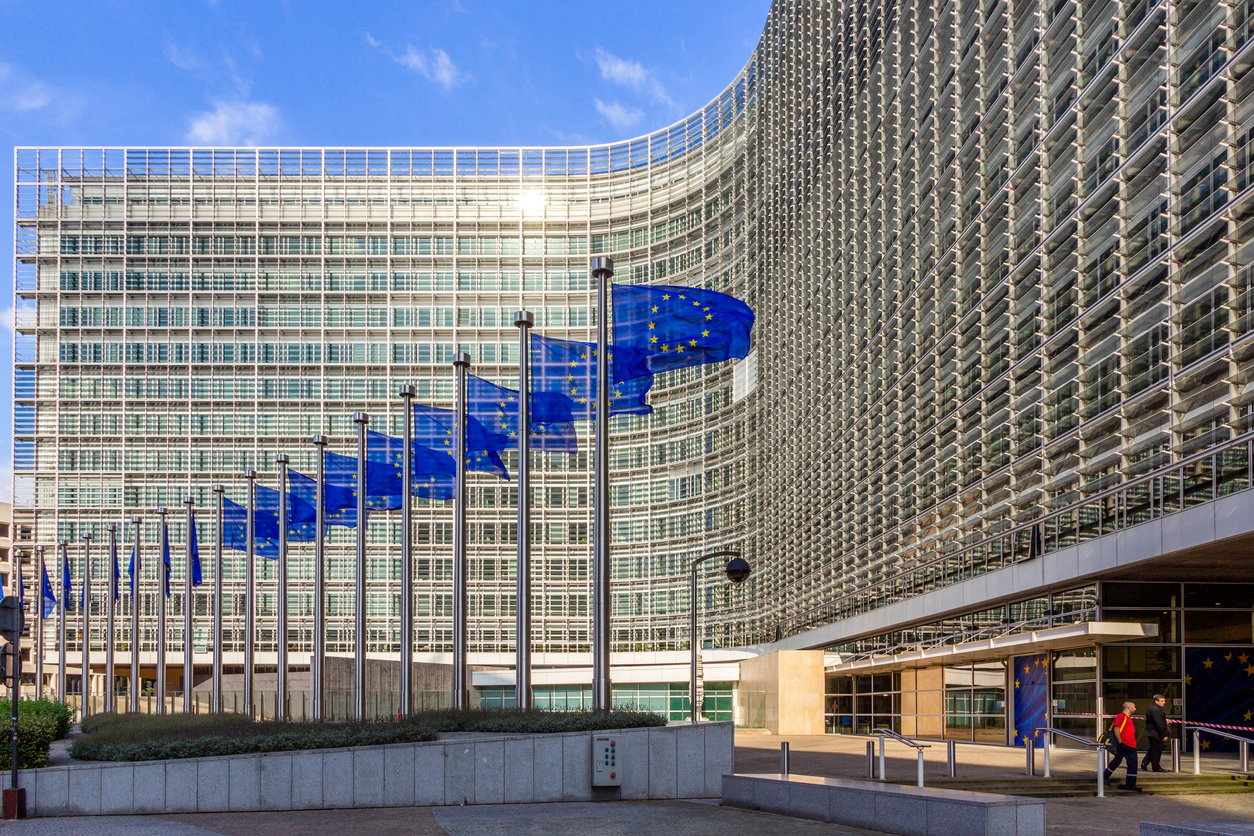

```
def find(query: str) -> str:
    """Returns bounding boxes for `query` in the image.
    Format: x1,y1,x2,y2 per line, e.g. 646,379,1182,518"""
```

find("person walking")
1104,701,1142,791
1142,694,1169,773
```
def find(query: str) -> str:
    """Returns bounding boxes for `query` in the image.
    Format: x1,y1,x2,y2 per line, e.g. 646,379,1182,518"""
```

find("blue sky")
0,0,773,501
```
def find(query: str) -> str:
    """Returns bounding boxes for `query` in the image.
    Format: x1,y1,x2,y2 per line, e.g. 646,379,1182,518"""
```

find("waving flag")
62,550,72,613
467,374,578,453
41,562,56,619
610,282,754,377
411,404,508,478
222,498,250,552
530,334,653,422
289,469,359,529
161,522,172,597
188,511,204,587
127,542,139,594
111,537,120,601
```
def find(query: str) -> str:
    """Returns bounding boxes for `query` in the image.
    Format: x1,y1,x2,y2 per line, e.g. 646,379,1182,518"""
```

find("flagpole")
590,256,613,710
34,546,43,700
105,525,116,713
57,540,67,704
156,509,167,715
353,413,369,721
453,353,470,711
81,533,92,717
311,437,326,721
399,386,415,716
129,516,141,714
275,454,290,722
244,470,257,719
183,496,195,714
211,485,224,715
34,546,43,701
514,311,534,710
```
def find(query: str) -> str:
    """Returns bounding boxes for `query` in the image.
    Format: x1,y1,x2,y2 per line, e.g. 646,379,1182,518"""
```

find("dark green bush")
70,707,667,762
10,714,59,769
0,699,74,739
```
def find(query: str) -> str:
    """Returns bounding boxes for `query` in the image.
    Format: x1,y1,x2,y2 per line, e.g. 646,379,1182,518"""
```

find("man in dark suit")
1142,693,1169,772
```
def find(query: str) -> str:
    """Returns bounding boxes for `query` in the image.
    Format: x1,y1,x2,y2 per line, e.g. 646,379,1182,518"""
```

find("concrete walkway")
0,801,884,835
735,733,1254,835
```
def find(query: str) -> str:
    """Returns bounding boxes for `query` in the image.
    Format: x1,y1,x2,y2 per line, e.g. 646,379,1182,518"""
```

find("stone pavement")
735,733,1254,836
0,801,884,835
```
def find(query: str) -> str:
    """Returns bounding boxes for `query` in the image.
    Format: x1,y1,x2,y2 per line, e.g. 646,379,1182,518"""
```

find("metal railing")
1182,724,1254,775
874,728,931,787
1036,727,1107,798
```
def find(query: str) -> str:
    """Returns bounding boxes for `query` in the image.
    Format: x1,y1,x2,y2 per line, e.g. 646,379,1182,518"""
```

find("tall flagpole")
156,509,167,714
514,311,534,710
211,486,224,715
590,256,613,710
399,386,415,716
452,353,470,710
81,533,92,716
244,470,257,719
105,525,116,713
57,540,67,704
129,517,141,714
275,454,290,721
183,496,195,714
353,413,369,720
34,546,44,699
311,437,327,721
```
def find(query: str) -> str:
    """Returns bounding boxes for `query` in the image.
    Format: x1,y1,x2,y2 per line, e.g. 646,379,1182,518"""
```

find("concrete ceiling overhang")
824,621,1158,674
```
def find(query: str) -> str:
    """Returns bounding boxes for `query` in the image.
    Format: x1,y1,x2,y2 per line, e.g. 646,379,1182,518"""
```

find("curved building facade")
13,0,1254,733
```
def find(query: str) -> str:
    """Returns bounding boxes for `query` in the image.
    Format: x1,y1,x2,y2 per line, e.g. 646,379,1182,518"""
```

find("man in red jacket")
1103,701,1142,791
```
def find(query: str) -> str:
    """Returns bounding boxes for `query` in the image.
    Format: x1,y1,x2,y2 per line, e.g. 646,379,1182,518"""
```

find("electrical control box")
592,735,621,786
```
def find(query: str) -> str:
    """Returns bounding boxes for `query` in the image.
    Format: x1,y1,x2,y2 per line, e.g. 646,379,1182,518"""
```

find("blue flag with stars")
1185,647,1254,752
127,541,139,595
222,498,252,554
41,561,55,619
62,549,73,612
111,537,120,601
289,469,359,529
161,522,172,597
254,484,316,555
611,282,754,378
1012,652,1048,747
530,334,653,422
411,404,508,479
467,374,578,454
188,511,204,587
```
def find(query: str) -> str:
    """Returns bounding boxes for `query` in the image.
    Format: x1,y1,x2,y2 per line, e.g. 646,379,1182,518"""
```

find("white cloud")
594,47,675,109
367,34,466,90
595,99,643,130
187,100,281,146
0,61,53,112
0,307,14,332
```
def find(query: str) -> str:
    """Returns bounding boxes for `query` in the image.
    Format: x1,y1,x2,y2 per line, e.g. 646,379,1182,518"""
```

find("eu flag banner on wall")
1013,652,1048,746
611,282,754,377
467,374,578,453
530,334,653,422
411,405,508,478
41,563,56,619
1185,647,1254,752
188,511,204,587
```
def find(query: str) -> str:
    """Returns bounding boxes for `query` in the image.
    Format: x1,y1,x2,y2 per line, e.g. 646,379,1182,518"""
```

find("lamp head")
725,556,751,584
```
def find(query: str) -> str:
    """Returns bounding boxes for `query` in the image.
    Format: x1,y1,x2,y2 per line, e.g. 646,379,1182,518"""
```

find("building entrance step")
901,774,1254,798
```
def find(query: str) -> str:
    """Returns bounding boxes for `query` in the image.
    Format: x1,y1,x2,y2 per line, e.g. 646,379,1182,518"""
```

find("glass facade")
13,0,1254,686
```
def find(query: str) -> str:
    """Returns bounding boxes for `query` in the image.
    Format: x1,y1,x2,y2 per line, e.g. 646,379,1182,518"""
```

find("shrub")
0,699,74,740
69,707,668,763
6,713,59,769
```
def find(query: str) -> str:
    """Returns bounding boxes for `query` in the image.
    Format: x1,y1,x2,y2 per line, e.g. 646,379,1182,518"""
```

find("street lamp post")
689,551,751,724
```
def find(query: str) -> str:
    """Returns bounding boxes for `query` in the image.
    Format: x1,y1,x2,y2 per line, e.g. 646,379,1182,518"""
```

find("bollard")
780,741,789,778
1042,734,1051,778
1097,747,1105,798
867,740,876,779
917,748,925,787
1193,730,1201,775
1026,739,1035,776
878,734,886,782
946,740,956,778
1242,740,1249,775
1171,737,1180,772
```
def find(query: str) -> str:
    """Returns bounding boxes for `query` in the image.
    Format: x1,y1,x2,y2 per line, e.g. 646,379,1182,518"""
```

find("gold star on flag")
652,305,658,313
1240,653,1250,664
678,294,685,299
1246,665,1254,676
1204,658,1214,669
661,344,668,352
689,339,697,346
676,345,684,353
706,314,712,320
693,300,700,306
651,336,658,343
662,294,670,300
702,329,710,337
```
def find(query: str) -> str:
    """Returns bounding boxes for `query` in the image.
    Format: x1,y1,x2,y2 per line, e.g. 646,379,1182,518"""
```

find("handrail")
1181,723,1253,773
1036,727,1107,796
1036,727,1102,748
873,728,930,751
1180,723,1254,746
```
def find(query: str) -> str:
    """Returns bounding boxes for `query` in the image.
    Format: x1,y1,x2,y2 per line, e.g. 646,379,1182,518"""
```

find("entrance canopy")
824,621,1158,674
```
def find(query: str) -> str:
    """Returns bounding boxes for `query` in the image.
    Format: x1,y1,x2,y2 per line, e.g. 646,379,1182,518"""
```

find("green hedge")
0,699,74,740
70,708,667,763
8,714,59,769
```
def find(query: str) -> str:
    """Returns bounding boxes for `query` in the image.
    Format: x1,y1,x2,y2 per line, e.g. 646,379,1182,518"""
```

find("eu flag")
127,542,139,595
161,522,172,597
411,405,508,478
222,498,251,553
530,334,653,422
188,511,204,587
41,562,56,619
289,469,359,529
111,538,120,600
467,374,578,453
62,550,73,611
255,484,316,555
611,282,754,377
323,452,368,523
